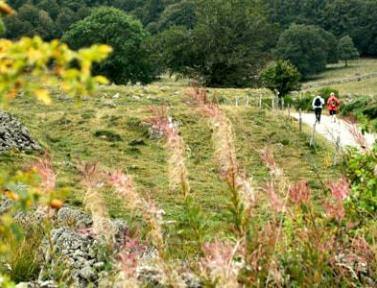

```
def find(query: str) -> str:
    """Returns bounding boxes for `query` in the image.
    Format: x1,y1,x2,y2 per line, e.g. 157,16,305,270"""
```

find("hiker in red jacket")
327,92,340,123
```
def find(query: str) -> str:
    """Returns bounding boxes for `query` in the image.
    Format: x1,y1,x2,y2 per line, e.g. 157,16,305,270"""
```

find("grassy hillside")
304,58,377,96
1,84,339,243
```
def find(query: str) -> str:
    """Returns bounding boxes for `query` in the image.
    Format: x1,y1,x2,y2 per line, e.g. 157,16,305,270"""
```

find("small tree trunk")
310,122,317,147
299,108,302,133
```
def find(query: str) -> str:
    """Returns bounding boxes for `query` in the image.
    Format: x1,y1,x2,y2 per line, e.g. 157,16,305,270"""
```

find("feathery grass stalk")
109,169,186,287
77,162,115,243
186,87,255,237
345,119,368,150
32,155,56,194
200,240,241,288
109,169,164,250
324,177,350,221
146,106,190,198
114,237,144,288
31,155,64,211
147,106,206,258
259,147,292,285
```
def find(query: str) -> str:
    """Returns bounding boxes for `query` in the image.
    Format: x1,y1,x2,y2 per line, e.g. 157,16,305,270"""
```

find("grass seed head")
289,180,311,204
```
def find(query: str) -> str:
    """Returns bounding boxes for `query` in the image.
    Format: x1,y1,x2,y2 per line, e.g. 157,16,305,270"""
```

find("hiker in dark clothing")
312,95,325,123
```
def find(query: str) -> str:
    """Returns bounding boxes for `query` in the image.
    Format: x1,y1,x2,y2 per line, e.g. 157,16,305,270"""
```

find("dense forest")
3,0,377,86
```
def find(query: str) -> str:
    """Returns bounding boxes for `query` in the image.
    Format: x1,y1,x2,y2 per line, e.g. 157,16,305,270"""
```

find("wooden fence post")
310,121,317,147
259,94,262,109
299,108,302,133
332,135,341,166
235,96,240,107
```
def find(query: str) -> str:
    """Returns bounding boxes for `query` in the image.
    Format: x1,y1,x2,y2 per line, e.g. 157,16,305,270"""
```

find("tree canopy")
260,60,301,99
63,7,159,85
155,0,275,87
275,24,329,78
337,35,359,67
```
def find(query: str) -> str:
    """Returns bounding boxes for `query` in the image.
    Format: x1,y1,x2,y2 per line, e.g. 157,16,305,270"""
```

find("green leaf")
0,18,5,34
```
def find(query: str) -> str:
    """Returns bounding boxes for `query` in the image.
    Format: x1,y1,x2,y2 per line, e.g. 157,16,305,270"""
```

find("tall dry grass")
145,106,190,198
109,169,186,287
186,87,255,237
77,162,115,243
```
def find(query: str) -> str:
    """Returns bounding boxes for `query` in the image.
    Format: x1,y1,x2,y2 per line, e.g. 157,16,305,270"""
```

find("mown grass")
304,58,377,96
1,83,341,257
330,77,377,96
306,58,377,82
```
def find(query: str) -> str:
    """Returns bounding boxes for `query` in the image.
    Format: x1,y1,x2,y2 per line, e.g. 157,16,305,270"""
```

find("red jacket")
327,96,340,111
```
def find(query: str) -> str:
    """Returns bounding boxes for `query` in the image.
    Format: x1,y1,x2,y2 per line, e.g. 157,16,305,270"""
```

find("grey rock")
79,266,96,281
147,126,163,139
103,99,116,108
93,262,105,270
16,280,58,288
0,111,41,152
182,272,202,288
38,207,129,287
56,206,93,228
0,196,13,214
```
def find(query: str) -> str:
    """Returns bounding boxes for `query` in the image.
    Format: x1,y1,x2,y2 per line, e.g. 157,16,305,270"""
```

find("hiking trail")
291,112,376,149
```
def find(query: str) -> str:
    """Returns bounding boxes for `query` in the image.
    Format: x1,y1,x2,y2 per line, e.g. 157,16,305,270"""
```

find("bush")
260,60,301,98
340,96,370,116
340,96,377,132
345,144,377,220
317,87,339,101
292,93,314,111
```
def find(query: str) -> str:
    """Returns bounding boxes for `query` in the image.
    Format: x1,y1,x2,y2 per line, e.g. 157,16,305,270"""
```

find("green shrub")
340,96,370,116
317,87,339,100
0,224,44,283
292,93,313,111
345,144,377,220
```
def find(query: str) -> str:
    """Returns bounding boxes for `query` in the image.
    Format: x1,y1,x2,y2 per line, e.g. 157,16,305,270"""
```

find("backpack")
314,97,322,107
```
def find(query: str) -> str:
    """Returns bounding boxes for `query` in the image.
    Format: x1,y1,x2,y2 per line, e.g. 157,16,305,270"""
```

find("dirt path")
291,112,376,149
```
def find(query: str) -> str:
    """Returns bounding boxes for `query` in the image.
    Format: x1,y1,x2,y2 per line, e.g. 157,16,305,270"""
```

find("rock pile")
38,207,127,288
8,205,201,288
0,112,40,152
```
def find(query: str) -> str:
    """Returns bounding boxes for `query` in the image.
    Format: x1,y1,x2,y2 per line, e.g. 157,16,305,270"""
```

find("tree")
275,24,328,77
156,0,274,87
56,7,75,36
337,35,359,67
63,7,159,84
35,10,56,40
37,0,60,20
157,0,196,31
3,15,30,38
316,28,339,64
191,0,274,87
260,60,301,107
154,26,194,75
